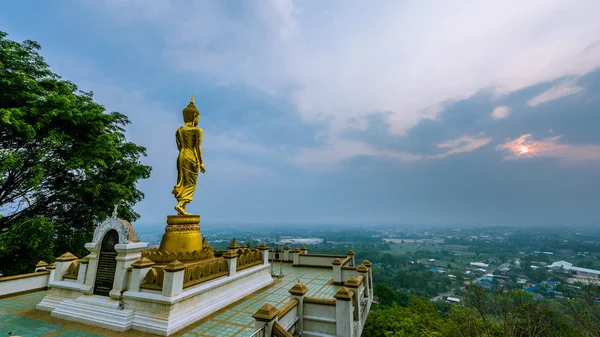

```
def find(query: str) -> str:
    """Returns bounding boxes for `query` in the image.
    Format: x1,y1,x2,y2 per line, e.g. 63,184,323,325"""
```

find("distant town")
137,224,600,304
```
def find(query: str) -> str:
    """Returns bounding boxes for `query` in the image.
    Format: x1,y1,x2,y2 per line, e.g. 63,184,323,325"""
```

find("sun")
520,146,530,154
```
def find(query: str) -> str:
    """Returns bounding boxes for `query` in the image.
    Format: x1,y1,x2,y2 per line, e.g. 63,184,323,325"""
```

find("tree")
0,216,54,275
374,284,398,307
0,31,151,264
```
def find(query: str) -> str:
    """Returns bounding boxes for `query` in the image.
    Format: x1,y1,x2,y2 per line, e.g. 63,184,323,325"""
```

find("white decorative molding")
92,218,130,244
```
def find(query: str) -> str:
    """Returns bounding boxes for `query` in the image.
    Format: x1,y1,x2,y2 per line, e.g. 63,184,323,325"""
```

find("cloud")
527,83,584,107
286,139,423,169
491,106,510,119
497,134,600,162
288,133,492,169
435,134,493,158
88,0,600,140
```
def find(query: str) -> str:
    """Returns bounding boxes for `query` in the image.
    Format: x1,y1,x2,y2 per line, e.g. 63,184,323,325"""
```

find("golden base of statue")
142,215,216,263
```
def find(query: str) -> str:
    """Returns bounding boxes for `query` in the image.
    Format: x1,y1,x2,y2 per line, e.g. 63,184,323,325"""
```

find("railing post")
129,257,155,292
54,252,78,282
223,249,239,276
334,287,355,337
77,256,89,284
288,283,308,333
357,264,369,301
258,243,270,265
35,261,48,272
291,248,301,266
162,260,185,297
252,304,280,337
46,262,56,286
333,258,343,284
362,260,373,299
347,250,355,266
344,278,361,322
300,246,308,255
283,246,291,262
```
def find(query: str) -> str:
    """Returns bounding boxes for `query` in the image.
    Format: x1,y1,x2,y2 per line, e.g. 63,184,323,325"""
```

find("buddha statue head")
182,96,200,125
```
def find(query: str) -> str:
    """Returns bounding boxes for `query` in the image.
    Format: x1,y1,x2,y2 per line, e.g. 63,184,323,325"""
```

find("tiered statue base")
144,215,216,263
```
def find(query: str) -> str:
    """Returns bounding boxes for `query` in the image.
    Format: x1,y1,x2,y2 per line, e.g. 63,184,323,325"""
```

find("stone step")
302,331,336,337
303,315,337,324
51,295,134,332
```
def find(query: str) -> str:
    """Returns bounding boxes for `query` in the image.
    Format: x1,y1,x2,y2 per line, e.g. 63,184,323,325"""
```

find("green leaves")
0,30,151,264
0,216,55,275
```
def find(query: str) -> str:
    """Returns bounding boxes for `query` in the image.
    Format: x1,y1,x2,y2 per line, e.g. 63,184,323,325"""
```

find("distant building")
478,280,492,289
446,297,461,304
525,285,540,292
548,260,600,284
470,262,489,268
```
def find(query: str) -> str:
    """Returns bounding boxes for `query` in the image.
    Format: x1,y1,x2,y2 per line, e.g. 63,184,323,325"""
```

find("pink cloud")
497,134,600,162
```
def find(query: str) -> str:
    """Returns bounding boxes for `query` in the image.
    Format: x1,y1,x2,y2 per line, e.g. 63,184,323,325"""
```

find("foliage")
365,284,599,337
0,216,54,275
0,31,151,267
364,299,446,337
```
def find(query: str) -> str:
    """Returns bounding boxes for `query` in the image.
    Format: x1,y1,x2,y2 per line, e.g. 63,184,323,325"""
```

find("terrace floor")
0,263,339,337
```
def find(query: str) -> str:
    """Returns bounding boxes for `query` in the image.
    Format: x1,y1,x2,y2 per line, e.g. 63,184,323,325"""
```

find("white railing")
249,325,266,337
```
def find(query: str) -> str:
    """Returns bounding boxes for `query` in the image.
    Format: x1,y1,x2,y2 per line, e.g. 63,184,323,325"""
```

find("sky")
2,0,600,227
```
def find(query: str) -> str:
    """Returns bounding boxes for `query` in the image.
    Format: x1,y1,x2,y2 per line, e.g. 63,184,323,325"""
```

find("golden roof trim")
79,256,90,264
35,260,48,268
334,286,354,301
357,264,368,272
252,303,279,322
347,250,355,255
344,277,360,288
332,258,342,265
164,259,186,272
56,252,78,262
277,298,299,319
222,249,239,259
132,257,155,269
362,259,372,267
304,297,336,306
288,283,309,295
0,270,50,282
272,321,294,337
46,262,57,270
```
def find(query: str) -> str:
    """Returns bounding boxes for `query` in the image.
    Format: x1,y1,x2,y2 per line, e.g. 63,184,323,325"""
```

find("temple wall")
297,255,336,267
341,268,358,281
277,305,298,330
0,271,50,298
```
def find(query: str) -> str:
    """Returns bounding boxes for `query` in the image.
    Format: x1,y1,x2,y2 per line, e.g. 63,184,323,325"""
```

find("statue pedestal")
158,215,202,254
142,215,215,263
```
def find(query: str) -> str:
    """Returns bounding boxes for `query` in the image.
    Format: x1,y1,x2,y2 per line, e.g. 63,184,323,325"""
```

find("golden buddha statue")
172,96,206,215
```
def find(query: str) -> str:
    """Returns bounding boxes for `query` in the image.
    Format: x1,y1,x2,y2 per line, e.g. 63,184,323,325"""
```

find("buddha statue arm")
175,129,182,151
198,128,206,173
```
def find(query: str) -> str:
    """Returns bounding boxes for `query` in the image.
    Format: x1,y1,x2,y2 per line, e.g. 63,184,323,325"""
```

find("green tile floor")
0,263,337,337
